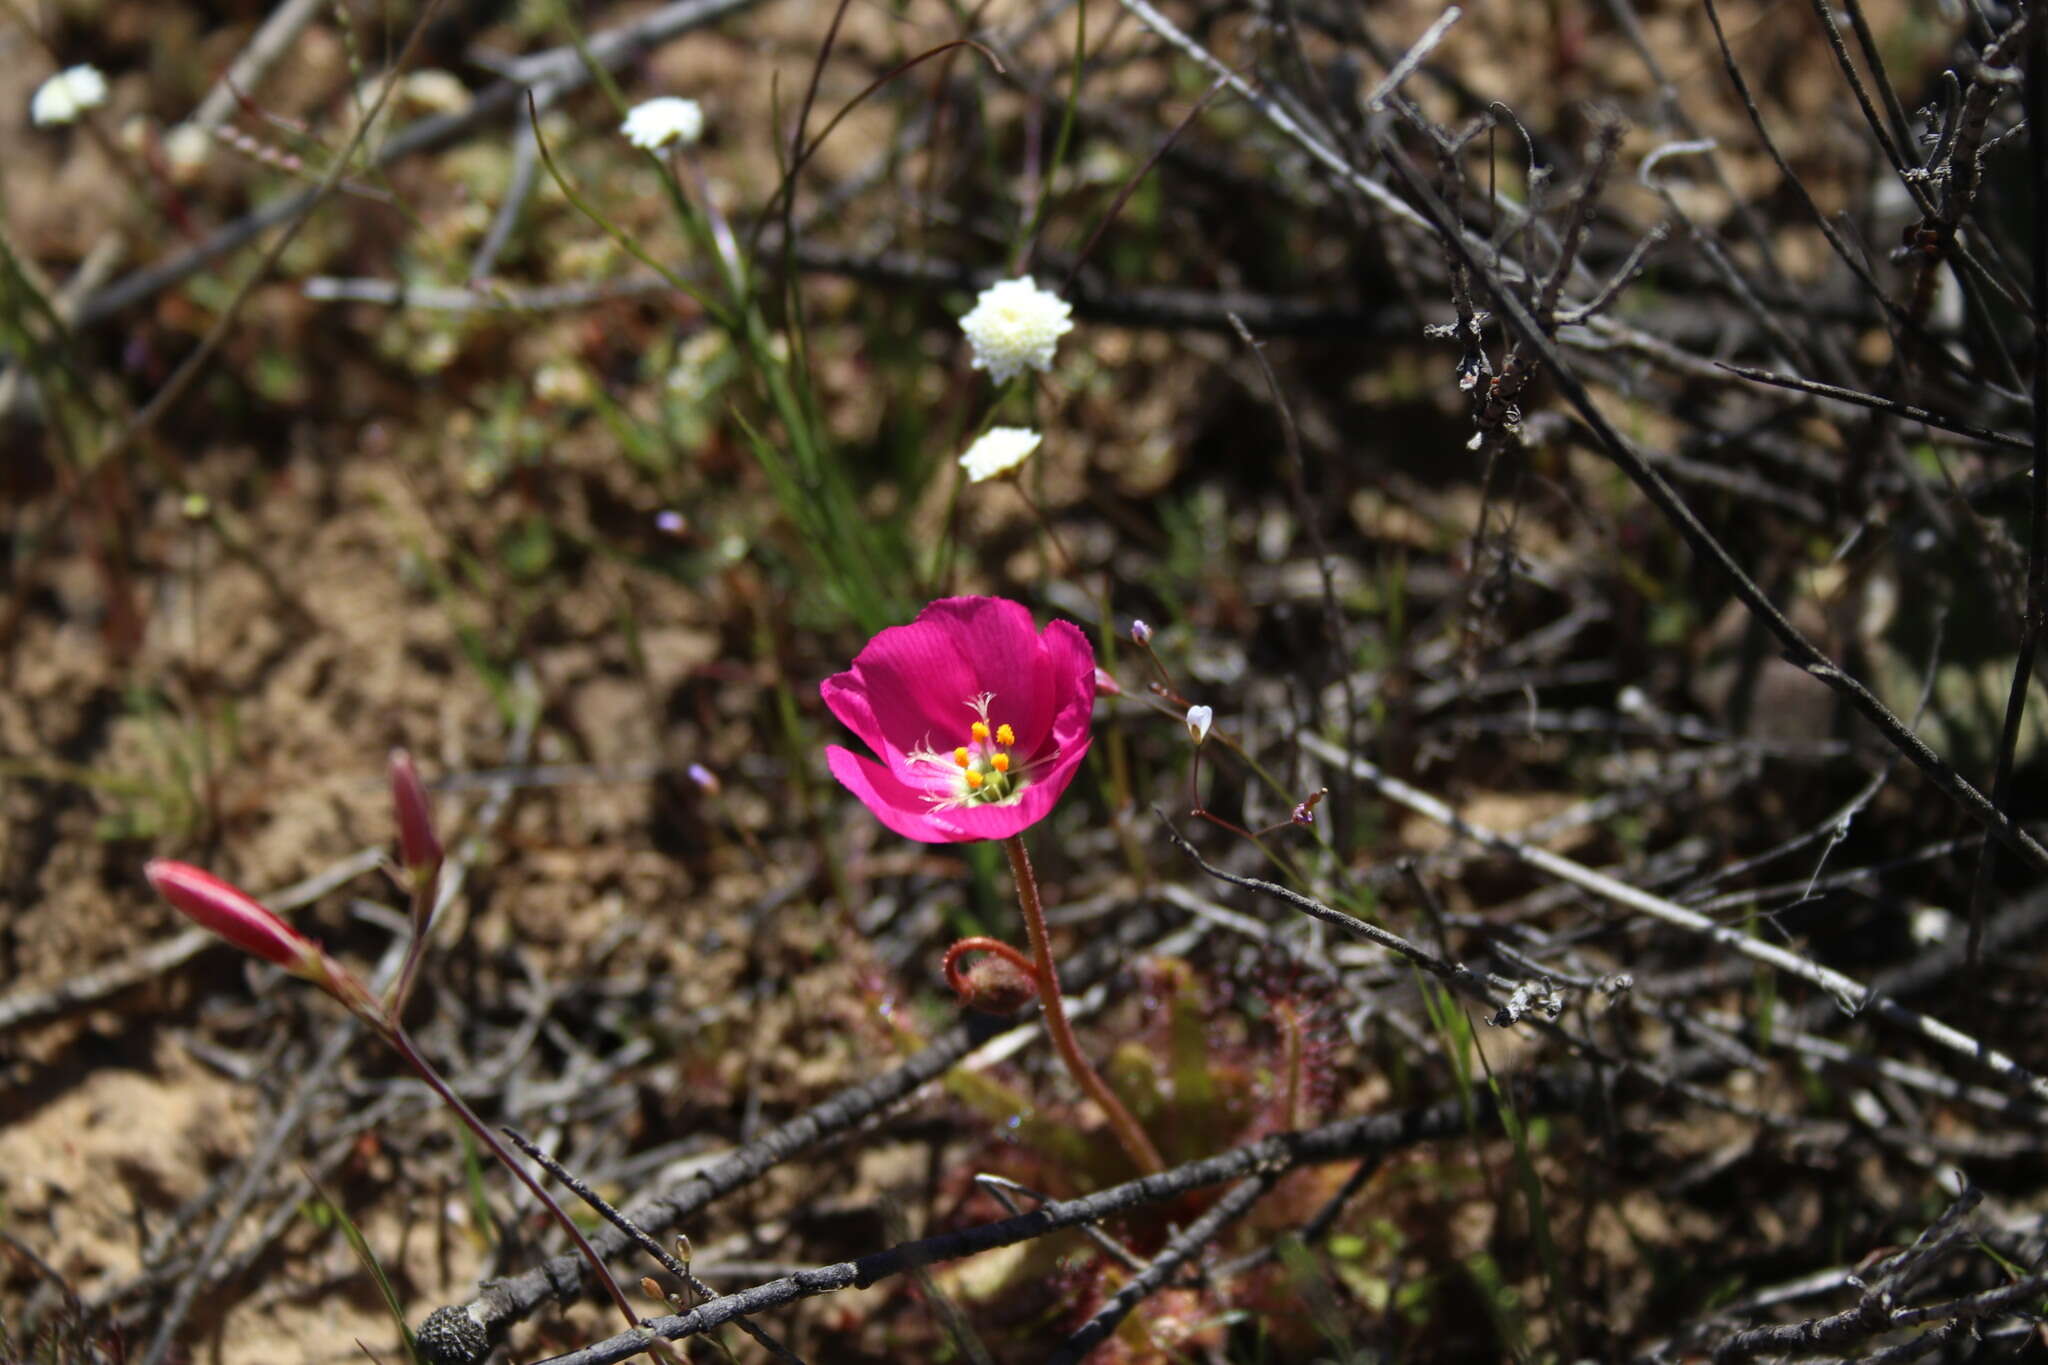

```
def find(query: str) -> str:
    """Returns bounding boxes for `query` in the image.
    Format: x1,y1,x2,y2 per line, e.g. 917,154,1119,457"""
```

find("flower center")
908,694,1030,808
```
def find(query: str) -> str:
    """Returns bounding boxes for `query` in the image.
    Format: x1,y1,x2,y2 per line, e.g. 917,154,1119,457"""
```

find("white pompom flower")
958,427,1042,483
622,97,704,150
959,276,1073,384
31,65,108,127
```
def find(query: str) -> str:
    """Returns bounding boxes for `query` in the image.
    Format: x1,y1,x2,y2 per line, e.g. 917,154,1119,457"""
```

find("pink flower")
821,597,1095,843
146,859,321,975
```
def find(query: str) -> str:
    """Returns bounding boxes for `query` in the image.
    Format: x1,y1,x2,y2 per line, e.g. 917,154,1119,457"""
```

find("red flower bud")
940,936,1041,1016
956,953,1040,1016
145,860,319,975
388,748,443,876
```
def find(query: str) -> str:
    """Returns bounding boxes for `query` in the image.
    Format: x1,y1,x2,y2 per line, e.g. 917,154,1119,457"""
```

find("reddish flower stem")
1002,834,1165,1175
385,1026,642,1332
389,873,436,1021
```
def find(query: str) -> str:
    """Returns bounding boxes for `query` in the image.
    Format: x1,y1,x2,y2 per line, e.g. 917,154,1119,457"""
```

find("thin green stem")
1002,834,1164,1174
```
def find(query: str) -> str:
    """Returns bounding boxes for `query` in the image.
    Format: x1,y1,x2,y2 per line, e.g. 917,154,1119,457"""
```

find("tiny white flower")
1909,906,1954,947
958,427,1041,483
622,97,704,150
1184,705,1213,746
31,65,108,127
534,361,592,406
959,276,1073,384
161,123,212,183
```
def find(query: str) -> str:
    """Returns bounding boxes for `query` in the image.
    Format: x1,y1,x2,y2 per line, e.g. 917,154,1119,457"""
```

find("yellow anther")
964,769,985,790
991,753,1011,773
971,721,991,743
954,747,971,767
995,723,1015,747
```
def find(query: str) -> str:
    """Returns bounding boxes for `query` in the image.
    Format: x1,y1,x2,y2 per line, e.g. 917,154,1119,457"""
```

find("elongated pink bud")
146,860,319,974
146,859,383,1022
388,748,443,876
1093,667,1123,698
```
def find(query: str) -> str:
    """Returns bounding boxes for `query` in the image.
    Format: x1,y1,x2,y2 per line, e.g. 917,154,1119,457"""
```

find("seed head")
959,277,1073,384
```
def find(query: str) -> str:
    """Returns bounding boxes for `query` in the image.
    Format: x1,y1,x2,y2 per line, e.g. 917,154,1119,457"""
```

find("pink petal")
1036,619,1095,759
825,746,965,844
923,597,1057,748
825,609,984,759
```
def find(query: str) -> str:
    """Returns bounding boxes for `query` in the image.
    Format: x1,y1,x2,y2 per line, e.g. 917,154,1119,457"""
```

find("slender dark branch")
1837,0,1916,163
1063,74,1233,294
1373,131,2048,878
1886,1269,2048,1328
1700,1190,1990,1364
1710,1266,2048,1365
1211,1156,1382,1279
531,1072,1597,1365
1868,1184,1984,1298
972,1174,1145,1271
1046,1172,1280,1365
413,1017,988,1362
1557,222,1667,325
413,912,1169,1361
1155,810,1512,1008
1698,0,1912,332
1535,115,1624,324
1718,362,2030,451
1803,0,1932,214
501,1129,806,1365
1227,313,1358,848
1969,14,2048,967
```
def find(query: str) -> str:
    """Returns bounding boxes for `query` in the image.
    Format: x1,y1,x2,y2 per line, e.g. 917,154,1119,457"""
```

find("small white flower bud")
1184,705,1213,746
621,97,704,150
957,427,1041,483
32,65,108,127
